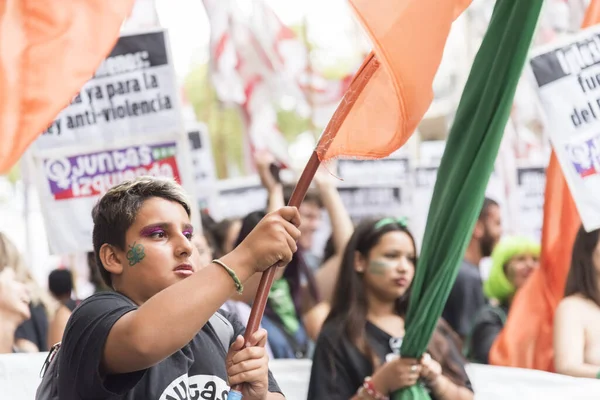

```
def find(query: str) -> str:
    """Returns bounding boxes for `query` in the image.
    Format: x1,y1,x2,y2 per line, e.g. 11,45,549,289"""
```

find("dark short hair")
199,212,218,254
479,197,499,220
211,219,237,259
48,269,73,297
235,211,267,248
565,226,600,307
92,176,191,287
201,212,216,231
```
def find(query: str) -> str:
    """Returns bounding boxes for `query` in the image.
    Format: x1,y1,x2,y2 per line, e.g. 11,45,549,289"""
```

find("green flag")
394,0,543,399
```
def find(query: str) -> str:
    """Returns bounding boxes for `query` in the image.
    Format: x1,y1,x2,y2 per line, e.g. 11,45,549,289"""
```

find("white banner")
29,29,195,254
34,138,193,254
187,123,219,214
515,166,546,241
33,29,182,151
337,156,411,186
216,176,267,221
4,354,600,400
0,353,47,400
411,165,439,245
335,155,411,224
530,25,600,231
337,185,408,224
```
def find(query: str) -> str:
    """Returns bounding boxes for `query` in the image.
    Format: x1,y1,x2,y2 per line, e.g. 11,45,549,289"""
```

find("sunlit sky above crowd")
155,0,363,79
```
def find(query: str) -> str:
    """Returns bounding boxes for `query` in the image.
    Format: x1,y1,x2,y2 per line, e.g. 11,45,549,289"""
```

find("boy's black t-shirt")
57,291,281,400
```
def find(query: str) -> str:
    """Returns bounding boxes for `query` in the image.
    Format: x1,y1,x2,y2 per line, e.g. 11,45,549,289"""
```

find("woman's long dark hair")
327,219,414,365
210,217,239,259
565,226,600,307
326,218,469,387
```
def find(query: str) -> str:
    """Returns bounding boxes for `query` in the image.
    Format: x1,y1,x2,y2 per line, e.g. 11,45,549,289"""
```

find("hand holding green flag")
393,0,543,399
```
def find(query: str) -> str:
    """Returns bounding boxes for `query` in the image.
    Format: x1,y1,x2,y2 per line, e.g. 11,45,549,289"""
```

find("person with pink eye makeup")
52,176,300,400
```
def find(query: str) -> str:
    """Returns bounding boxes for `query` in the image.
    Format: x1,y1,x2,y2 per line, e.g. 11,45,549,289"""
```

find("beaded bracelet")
212,259,243,294
357,386,371,399
362,376,389,400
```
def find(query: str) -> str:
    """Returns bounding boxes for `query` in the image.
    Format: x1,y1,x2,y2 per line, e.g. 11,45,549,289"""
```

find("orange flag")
489,0,600,370
0,0,135,174
316,0,472,162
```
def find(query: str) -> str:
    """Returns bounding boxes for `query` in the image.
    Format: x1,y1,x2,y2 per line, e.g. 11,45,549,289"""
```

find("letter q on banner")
34,140,188,254
42,142,180,201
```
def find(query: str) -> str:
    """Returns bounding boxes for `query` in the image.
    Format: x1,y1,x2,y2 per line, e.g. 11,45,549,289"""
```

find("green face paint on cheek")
368,259,395,275
127,242,146,266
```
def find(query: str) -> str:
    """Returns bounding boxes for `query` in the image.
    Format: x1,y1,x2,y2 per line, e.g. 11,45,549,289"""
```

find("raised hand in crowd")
255,150,283,193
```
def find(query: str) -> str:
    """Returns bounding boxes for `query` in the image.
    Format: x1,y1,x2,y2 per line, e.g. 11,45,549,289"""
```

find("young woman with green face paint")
308,218,473,400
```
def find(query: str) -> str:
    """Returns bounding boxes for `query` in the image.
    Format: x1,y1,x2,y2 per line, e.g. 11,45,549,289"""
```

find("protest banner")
337,185,408,223
187,123,219,214
42,142,181,200
336,154,411,224
4,354,600,400
530,25,600,230
410,161,514,252
216,176,268,221
515,166,546,240
337,155,410,185
34,138,193,254
28,28,196,254
33,29,182,151
411,165,439,244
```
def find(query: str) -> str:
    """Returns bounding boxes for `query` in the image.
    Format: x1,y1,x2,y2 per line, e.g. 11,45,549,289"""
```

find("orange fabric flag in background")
489,0,600,370
490,153,581,370
316,0,472,162
0,0,135,173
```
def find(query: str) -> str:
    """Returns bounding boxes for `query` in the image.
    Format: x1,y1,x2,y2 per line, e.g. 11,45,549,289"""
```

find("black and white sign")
516,166,546,241
411,165,439,244
216,177,267,220
337,186,406,223
28,29,195,254
530,25,600,230
34,29,182,151
188,123,219,213
337,157,410,185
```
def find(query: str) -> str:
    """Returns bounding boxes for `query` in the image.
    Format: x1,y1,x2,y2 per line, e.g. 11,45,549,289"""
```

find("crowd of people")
1,153,599,399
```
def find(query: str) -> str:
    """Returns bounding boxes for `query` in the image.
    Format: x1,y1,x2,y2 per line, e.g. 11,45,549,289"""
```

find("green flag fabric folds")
394,0,543,399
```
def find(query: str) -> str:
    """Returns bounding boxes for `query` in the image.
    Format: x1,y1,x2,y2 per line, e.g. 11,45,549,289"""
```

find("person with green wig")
465,236,540,364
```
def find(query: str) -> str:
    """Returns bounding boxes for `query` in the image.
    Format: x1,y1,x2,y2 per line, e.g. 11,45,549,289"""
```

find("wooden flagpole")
230,51,380,397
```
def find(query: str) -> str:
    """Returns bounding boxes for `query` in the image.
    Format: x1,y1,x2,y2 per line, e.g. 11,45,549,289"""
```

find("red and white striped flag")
201,0,349,167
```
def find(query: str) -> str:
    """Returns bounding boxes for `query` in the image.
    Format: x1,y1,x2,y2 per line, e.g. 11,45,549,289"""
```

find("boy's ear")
99,244,124,276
